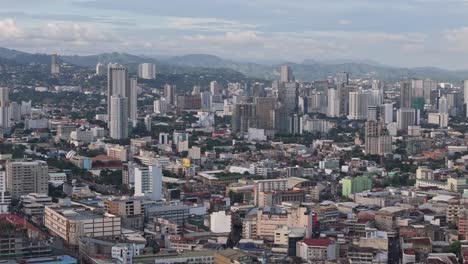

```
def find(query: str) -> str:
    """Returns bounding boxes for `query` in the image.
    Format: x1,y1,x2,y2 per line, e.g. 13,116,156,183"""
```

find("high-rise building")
367,105,380,121
231,103,255,134
439,96,448,114
254,97,276,131
411,79,424,98
6,160,48,198
144,115,152,132
335,72,349,86
138,63,156,79
327,87,340,117
280,65,294,83
110,95,129,139
134,165,162,200
339,85,357,116
200,91,212,111
464,80,468,117
397,108,416,131
365,120,392,155
159,133,170,145
380,103,394,124
348,91,368,120
9,101,21,122
0,87,10,133
129,77,138,124
107,65,130,125
423,79,437,104
164,84,176,105
210,81,220,95
51,54,60,74
154,99,168,115
400,81,412,109
95,63,106,76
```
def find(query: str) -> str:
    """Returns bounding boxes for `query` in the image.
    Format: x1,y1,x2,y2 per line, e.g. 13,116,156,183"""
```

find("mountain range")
0,47,467,82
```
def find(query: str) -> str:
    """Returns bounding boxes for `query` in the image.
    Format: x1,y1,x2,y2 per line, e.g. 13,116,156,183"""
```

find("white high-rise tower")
110,95,129,139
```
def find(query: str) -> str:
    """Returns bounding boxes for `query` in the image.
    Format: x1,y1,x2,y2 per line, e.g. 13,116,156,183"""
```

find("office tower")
154,99,168,115
210,81,220,95
144,115,152,132
308,92,327,114
0,87,10,132
200,91,212,111
368,89,383,106
411,79,424,98
164,84,176,105
176,94,201,110
365,120,392,155
159,133,169,145
335,72,349,86
367,105,380,121
280,65,294,83
327,87,340,117
348,91,368,120
381,103,394,124
439,96,448,114
129,78,138,124
6,160,48,198
400,81,412,109
135,166,162,202
289,114,302,134
9,102,21,122
423,79,437,104
277,82,299,133
192,85,201,95
339,85,357,116
397,108,416,131
231,103,255,134
107,65,130,125
254,97,276,131
138,63,156,79
95,63,106,76
110,95,129,139
51,54,60,74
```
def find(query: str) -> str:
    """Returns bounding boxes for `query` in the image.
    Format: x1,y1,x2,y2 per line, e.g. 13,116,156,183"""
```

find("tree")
448,241,461,260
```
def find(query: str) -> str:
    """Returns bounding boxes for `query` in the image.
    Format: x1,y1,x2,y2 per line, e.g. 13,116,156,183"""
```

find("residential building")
6,160,48,198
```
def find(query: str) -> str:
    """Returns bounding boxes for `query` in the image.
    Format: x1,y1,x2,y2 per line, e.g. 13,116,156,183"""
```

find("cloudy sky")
1,0,468,69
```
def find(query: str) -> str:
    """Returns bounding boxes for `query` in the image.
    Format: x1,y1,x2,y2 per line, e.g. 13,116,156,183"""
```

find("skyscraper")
439,96,448,114
0,87,10,133
365,120,392,155
397,108,416,131
335,72,349,86
138,63,156,79
164,84,176,105
129,77,138,125
348,91,368,120
108,65,130,125
231,103,255,134
327,87,340,118
96,63,106,76
110,95,129,139
210,81,220,95
280,65,294,83
51,54,60,74
400,81,412,109
254,97,276,131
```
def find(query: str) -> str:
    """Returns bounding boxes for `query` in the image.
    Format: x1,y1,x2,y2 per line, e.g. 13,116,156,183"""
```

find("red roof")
301,238,331,247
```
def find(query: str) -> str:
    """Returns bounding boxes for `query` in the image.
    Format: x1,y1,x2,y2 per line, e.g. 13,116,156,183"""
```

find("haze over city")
2,0,468,69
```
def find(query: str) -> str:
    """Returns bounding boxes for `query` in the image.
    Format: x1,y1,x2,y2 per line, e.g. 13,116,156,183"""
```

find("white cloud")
338,19,352,25
0,19,24,39
163,17,256,32
444,27,468,51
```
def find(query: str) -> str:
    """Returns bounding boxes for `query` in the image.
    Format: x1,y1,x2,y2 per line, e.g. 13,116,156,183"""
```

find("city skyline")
1,0,468,69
